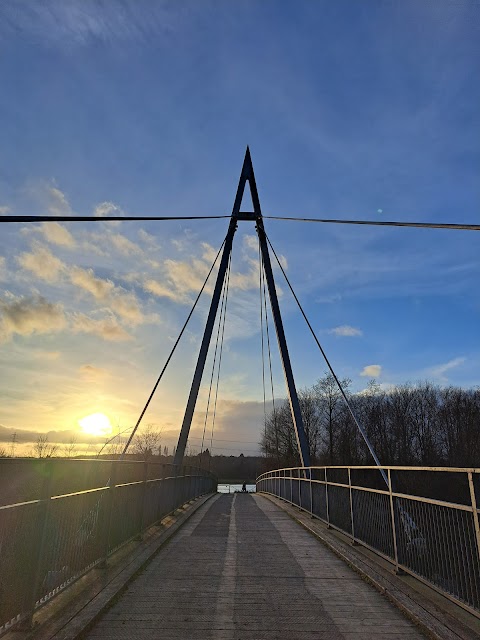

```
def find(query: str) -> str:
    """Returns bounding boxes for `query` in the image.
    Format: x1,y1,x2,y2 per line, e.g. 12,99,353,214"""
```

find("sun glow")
78,413,113,437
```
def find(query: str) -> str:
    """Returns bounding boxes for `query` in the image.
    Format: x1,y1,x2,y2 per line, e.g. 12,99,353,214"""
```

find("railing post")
102,460,117,564
325,468,331,528
21,459,54,629
136,461,149,538
310,468,314,517
348,467,356,544
468,471,480,565
388,468,401,573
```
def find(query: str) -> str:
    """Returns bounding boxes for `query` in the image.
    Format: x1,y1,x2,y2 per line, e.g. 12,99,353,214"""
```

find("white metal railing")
256,466,480,618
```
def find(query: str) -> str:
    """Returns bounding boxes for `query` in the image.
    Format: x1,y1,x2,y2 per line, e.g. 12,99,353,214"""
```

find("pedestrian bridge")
0,460,479,639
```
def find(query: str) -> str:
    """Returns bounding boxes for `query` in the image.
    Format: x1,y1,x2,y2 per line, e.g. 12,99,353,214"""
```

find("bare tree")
33,434,59,458
0,446,8,458
132,424,162,460
62,436,78,458
314,373,351,464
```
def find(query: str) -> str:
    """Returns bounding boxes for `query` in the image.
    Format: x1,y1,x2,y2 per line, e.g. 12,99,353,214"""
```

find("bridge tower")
173,148,311,468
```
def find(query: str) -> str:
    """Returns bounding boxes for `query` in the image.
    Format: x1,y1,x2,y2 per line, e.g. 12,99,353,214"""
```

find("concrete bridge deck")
84,493,425,640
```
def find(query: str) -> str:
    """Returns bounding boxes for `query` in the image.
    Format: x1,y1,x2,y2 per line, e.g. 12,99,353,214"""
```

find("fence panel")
0,459,216,635
256,466,480,617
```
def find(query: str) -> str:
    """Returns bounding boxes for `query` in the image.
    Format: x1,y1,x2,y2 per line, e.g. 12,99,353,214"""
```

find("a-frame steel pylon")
173,148,311,468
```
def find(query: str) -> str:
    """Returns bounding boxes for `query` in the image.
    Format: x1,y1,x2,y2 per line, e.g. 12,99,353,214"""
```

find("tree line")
260,374,480,468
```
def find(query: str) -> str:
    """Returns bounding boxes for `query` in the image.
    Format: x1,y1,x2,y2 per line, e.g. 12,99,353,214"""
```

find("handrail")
257,466,480,619
0,461,217,635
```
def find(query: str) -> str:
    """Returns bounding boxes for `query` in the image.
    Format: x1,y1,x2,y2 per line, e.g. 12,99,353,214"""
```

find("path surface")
84,493,425,639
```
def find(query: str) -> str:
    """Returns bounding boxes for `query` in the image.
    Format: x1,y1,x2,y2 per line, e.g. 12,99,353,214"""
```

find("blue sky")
0,1,479,455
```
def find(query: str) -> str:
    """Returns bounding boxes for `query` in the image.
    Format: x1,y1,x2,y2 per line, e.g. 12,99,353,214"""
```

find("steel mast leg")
173,219,237,467
257,222,311,468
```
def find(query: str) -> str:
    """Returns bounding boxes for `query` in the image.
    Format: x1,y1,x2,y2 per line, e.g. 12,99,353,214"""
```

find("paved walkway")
84,493,425,639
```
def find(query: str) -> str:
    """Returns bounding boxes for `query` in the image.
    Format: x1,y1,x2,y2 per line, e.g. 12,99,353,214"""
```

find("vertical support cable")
173,218,237,467
256,221,311,468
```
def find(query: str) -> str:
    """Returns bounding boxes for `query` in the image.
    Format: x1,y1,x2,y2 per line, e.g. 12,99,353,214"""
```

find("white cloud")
109,292,146,326
0,257,6,281
360,364,382,378
47,186,72,216
110,233,143,256
0,294,66,343
70,266,115,299
40,222,75,247
92,201,125,227
70,266,149,326
0,206,11,215
144,278,185,302
430,357,466,378
243,235,258,252
17,244,66,282
72,313,132,342
329,325,363,337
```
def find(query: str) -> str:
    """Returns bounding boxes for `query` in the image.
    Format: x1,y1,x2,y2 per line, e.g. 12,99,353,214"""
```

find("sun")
78,413,113,437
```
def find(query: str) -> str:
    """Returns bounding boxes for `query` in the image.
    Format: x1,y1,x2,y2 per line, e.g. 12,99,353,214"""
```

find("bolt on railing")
257,465,480,618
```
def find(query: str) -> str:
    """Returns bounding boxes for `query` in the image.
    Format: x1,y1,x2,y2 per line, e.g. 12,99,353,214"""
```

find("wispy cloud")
429,356,466,382
360,364,382,378
329,325,362,337
17,243,65,282
0,294,66,343
46,186,72,216
72,313,132,342
0,2,184,47
40,222,75,247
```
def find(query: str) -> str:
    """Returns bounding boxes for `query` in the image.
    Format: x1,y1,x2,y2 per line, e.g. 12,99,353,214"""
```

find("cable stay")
258,240,268,455
265,231,389,488
120,237,227,458
258,242,280,463
208,253,231,469
198,252,231,466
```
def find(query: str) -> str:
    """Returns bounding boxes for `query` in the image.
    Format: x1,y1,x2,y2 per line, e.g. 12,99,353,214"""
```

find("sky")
0,0,479,456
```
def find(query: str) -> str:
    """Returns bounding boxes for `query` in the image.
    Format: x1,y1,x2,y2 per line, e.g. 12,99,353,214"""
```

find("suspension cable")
260,248,279,462
265,232,389,487
0,215,230,223
120,237,227,458
263,216,480,231
3,214,479,230
208,252,232,468
199,253,230,463
258,240,268,455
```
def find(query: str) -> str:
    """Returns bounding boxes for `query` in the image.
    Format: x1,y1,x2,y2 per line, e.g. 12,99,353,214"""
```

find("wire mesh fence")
257,466,480,617
0,459,216,635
